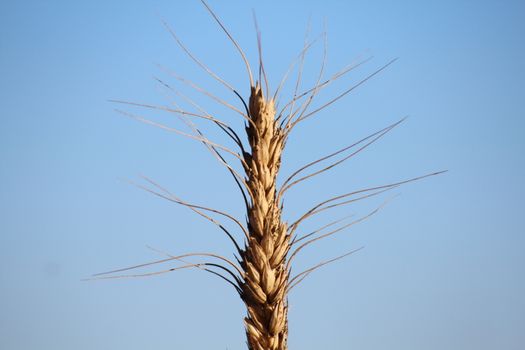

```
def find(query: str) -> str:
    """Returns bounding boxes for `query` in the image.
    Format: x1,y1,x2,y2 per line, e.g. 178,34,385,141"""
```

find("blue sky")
1,1,524,349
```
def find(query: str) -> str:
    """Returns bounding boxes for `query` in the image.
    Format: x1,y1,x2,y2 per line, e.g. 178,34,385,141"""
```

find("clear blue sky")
1,1,524,349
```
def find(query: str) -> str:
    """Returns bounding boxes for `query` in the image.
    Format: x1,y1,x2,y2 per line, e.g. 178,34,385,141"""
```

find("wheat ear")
94,2,446,350
240,83,289,350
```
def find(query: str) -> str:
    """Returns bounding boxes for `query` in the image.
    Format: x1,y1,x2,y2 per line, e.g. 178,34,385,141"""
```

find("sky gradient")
1,1,524,349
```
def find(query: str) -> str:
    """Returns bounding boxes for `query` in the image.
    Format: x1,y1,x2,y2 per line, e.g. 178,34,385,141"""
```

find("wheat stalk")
92,1,445,349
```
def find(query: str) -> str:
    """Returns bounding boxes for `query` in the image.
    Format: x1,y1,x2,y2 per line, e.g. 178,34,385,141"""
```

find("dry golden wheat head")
94,2,446,350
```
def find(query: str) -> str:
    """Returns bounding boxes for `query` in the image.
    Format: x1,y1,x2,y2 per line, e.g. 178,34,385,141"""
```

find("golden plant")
93,1,444,349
